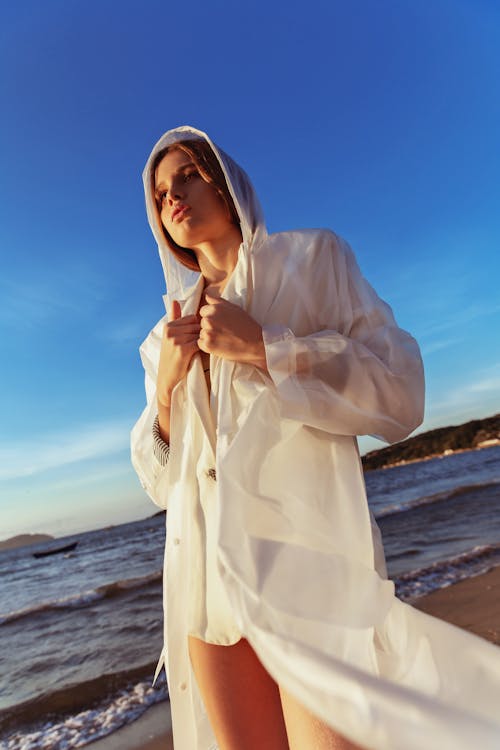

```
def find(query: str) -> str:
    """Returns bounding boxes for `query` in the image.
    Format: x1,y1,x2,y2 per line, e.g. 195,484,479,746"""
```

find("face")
154,148,235,250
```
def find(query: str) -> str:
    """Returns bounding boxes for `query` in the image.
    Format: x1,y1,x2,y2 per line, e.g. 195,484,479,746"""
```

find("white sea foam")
395,545,500,601
1,679,169,750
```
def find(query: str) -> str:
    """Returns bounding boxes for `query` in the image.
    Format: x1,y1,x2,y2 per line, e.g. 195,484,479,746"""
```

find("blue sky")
1,0,499,539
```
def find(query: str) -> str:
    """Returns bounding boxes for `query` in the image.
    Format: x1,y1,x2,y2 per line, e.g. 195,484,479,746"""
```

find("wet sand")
88,701,173,750
90,566,500,750
412,564,500,645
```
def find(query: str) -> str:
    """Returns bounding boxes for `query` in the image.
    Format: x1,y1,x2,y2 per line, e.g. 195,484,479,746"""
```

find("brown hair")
151,139,241,271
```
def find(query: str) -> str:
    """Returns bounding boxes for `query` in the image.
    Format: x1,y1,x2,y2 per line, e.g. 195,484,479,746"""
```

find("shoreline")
89,565,500,750
411,563,500,644
88,702,173,750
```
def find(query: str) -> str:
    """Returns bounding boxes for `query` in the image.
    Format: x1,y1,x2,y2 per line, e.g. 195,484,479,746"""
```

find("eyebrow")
154,161,196,197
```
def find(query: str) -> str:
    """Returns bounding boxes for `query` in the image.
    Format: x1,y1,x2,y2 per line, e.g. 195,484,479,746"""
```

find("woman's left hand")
198,293,268,373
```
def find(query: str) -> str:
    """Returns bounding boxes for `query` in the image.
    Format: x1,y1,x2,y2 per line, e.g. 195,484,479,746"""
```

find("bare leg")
188,634,366,750
187,635,289,750
279,684,366,750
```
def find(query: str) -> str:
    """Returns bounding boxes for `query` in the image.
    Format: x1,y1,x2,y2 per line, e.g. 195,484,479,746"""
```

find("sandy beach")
89,701,173,750
88,565,500,750
412,564,500,645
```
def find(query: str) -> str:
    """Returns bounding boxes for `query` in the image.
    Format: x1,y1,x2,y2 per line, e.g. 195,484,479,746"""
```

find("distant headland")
362,413,500,471
0,533,54,551
2,415,498,550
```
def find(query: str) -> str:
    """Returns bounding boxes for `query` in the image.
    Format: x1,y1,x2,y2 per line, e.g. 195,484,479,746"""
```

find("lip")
171,204,190,222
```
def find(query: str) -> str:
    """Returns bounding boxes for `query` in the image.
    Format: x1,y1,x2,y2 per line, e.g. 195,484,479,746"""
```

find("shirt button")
180,681,187,691
207,468,217,481
173,537,180,545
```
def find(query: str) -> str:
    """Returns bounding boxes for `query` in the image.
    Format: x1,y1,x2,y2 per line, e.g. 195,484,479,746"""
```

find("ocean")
1,445,499,750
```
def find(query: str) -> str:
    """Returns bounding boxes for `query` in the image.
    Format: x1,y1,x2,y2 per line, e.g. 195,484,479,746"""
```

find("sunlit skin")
154,149,268,444
154,149,241,275
154,148,364,750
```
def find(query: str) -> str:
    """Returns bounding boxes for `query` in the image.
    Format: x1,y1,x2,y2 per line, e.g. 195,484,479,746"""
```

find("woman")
131,126,500,750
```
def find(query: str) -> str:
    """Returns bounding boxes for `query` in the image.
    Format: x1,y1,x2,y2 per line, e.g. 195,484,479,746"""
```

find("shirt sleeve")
262,234,424,444
130,323,170,510
152,414,171,466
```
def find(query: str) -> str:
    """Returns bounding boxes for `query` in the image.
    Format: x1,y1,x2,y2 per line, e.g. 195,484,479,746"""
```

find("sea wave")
0,675,168,750
0,570,162,626
0,662,165,738
393,542,500,601
375,478,500,519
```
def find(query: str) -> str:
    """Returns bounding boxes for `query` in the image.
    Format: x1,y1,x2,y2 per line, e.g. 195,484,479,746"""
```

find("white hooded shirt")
131,126,500,750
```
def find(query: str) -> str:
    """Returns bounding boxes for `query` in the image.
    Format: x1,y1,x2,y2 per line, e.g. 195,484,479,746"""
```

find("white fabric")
131,126,500,750
186,360,243,646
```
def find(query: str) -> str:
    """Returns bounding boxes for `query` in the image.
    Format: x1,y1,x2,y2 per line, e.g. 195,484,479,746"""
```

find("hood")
142,125,267,301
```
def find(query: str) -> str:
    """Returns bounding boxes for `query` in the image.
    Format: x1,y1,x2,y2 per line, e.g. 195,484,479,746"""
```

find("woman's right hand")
157,300,200,410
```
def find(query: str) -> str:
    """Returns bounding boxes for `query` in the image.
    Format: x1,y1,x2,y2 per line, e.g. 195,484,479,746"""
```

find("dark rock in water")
33,541,79,558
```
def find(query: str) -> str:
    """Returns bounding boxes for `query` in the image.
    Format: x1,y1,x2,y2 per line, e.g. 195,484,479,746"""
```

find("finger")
170,299,182,322
168,332,201,345
198,328,216,346
164,326,200,343
203,285,222,298
180,313,200,323
167,316,200,328
199,303,218,318
167,322,201,335
204,293,225,304
197,336,210,353
175,334,200,347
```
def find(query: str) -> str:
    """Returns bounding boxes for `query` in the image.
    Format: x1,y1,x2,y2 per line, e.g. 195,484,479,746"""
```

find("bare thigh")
188,635,366,750
187,634,289,750
279,684,366,750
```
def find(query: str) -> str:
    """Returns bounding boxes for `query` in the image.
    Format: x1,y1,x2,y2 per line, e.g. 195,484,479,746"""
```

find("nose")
168,177,185,205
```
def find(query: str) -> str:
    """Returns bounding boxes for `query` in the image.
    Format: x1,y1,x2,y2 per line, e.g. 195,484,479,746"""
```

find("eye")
156,169,199,207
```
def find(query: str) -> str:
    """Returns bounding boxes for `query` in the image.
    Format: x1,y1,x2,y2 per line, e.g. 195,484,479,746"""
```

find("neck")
193,225,243,290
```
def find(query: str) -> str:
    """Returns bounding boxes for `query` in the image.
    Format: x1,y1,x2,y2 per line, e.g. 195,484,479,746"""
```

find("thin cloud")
0,266,108,331
54,461,135,489
0,420,132,480
419,302,500,340
427,364,500,419
99,320,150,346
420,337,462,356
465,376,500,395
